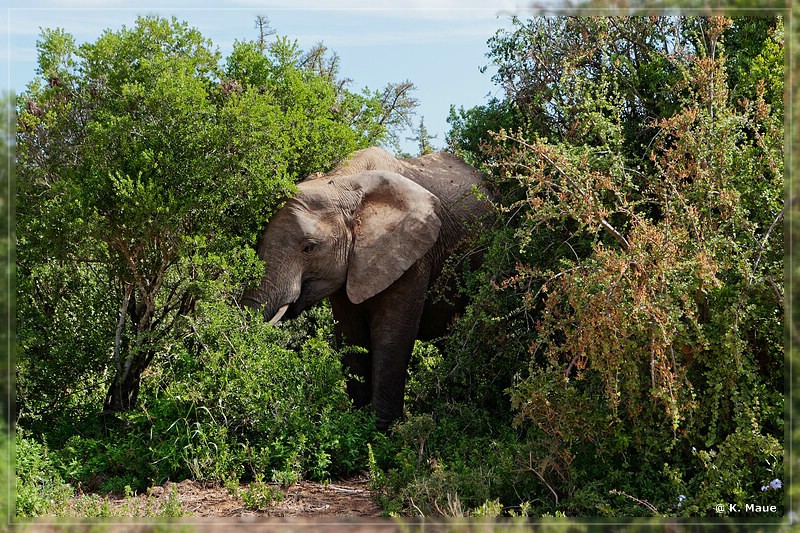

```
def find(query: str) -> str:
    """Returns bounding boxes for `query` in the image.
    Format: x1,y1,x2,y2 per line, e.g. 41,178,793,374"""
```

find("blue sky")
3,1,532,154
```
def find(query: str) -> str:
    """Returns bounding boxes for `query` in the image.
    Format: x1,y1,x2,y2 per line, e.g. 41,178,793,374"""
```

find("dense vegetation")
412,15,785,518
15,16,407,516
15,15,786,521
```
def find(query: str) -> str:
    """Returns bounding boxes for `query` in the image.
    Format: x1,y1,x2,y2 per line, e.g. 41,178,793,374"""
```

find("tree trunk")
103,363,144,412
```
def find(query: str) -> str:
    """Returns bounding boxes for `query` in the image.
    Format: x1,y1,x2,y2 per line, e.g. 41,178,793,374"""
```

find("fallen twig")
327,485,366,494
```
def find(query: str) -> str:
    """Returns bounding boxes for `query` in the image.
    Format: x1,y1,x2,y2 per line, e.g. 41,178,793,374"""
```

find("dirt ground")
24,478,426,531
30,478,523,531
106,476,385,519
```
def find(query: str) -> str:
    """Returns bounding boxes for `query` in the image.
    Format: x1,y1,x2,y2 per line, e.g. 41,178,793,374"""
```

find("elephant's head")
241,170,442,323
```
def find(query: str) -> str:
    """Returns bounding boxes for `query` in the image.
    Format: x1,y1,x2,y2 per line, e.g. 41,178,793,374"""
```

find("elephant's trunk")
241,293,287,324
240,274,299,324
241,287,281,321
239,286,268,312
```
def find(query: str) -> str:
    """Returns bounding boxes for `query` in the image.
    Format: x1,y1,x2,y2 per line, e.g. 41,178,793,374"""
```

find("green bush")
30,301,375,496
16,430,75,517
151,300,376,483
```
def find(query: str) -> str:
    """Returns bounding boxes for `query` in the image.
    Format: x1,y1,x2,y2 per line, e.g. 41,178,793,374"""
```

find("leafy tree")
724,17,784,115
19,17,263,415
16,16,406,419
485,16,696,149
371,81,420,151
446,98,525,167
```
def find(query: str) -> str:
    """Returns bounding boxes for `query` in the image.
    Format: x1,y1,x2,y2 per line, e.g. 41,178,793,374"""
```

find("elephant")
241,147,490,430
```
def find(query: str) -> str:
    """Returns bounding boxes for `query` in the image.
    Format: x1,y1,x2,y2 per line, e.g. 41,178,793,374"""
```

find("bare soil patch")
103,476,385,519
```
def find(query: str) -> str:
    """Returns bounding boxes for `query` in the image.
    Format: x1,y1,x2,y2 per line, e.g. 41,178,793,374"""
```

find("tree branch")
609,490,659,515
751,207,784,284
114,283,133,377
600,218,631,252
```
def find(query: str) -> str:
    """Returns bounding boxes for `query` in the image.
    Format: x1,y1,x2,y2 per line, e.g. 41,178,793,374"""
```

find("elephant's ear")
346,171,441,304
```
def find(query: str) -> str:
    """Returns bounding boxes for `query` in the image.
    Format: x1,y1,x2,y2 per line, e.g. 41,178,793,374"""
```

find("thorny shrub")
495,16,782,515
383,16,784,518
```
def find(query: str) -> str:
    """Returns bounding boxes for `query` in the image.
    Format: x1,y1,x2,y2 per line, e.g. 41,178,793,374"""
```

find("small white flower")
762,486,769,492
770,479,782,490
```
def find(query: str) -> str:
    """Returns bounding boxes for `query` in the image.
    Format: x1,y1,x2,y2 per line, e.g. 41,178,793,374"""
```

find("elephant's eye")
302,241,318,254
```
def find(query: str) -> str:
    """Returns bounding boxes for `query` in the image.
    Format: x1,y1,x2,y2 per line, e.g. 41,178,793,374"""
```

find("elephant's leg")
368,265,430,430
330,290,372,409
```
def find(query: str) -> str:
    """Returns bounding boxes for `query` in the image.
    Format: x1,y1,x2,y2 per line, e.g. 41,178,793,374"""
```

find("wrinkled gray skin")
241,147,489,430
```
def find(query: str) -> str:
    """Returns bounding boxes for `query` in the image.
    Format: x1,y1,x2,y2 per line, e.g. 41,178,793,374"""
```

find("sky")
2,0,536,154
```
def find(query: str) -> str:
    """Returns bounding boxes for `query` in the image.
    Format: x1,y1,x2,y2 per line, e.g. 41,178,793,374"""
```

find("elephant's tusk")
269,304,289,325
